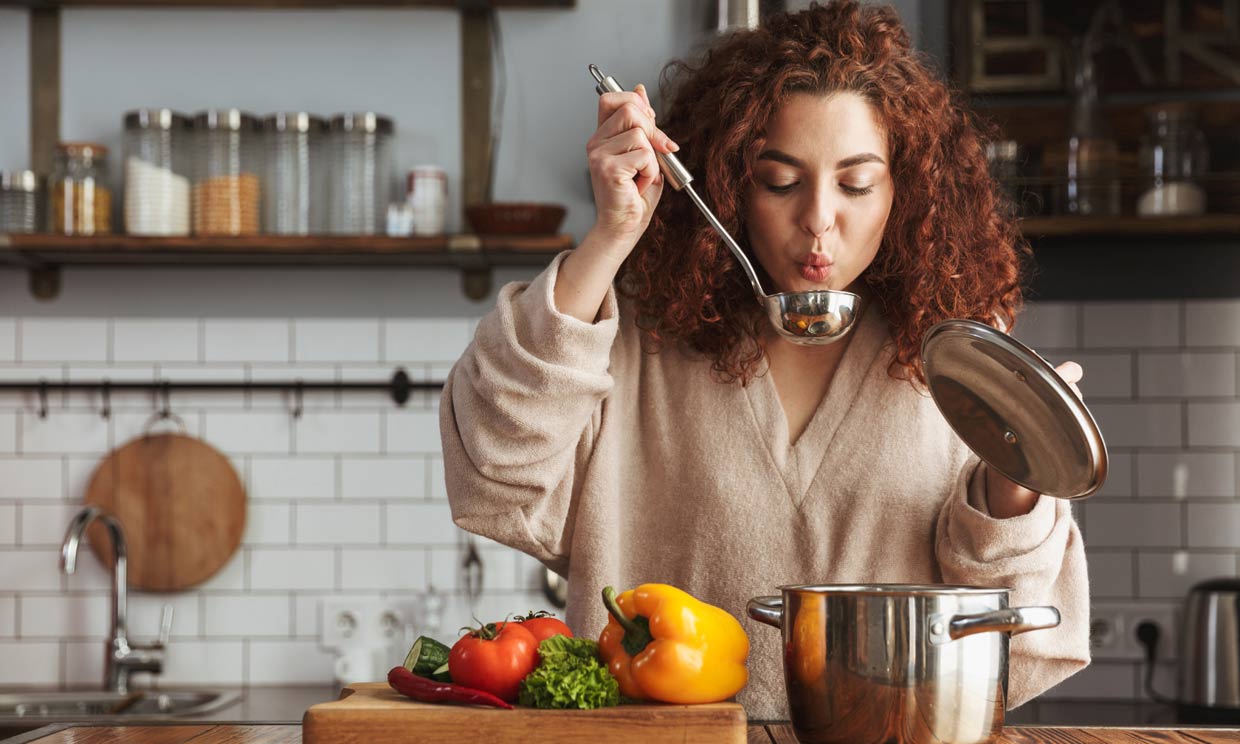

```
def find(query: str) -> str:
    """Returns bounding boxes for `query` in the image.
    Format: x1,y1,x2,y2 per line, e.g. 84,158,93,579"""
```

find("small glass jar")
49,142,112,235
328,112,394,235
0,170,41,234
124,108,192,236
262,112,327,235
985,140,1020,215
192,109,261,236
1137,104,1209,217
407,165,447,235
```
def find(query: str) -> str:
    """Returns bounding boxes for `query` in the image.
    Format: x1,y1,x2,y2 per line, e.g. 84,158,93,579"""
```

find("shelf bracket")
30,7,60,175
30,266,61,301
461,3,493,211
447,233,490,300
461,269,491,300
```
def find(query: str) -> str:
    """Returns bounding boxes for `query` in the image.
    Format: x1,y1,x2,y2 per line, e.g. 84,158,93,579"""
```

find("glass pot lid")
922,319,1107,500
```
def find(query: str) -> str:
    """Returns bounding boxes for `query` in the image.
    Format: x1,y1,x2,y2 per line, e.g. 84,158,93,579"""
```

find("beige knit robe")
440,251,1090,721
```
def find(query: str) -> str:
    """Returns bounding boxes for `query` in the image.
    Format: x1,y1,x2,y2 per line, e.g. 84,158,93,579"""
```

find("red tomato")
516,611,573,643
448,621,539,702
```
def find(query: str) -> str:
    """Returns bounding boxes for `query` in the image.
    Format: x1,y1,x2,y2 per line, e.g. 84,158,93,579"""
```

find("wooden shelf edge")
2,0,573,7
1019,215,1240,238
0,233,572,267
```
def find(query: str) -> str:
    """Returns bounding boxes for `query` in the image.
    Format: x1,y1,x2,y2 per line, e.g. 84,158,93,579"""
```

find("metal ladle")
588,64,861,346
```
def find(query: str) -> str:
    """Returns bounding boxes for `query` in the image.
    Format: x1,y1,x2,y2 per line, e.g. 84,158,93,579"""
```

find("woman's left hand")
984,361,1085,519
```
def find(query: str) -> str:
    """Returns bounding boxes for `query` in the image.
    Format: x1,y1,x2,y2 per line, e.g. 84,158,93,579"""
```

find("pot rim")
778,583,1012,596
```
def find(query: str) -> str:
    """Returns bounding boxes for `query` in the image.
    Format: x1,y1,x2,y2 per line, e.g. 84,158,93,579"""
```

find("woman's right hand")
586,83,680,259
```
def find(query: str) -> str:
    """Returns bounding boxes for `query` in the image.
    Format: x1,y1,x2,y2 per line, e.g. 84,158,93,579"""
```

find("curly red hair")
617,0,1028,386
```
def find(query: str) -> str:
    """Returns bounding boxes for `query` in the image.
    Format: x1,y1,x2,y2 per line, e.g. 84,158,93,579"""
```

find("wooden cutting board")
84,432,246,591
302,682,747,744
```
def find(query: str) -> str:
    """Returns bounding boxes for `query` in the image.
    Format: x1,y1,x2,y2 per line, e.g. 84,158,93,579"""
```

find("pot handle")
746,596,784,629
929,606,1060,645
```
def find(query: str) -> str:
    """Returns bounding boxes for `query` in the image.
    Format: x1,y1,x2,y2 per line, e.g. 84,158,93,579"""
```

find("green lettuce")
518,635,620,709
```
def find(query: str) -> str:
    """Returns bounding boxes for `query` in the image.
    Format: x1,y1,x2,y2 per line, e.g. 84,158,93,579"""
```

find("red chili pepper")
387,665,514,710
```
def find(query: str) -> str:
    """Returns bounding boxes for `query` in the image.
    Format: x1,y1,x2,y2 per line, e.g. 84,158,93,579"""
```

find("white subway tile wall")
0,314,557,689
3,301,1240,701
0,320,15,363
0,505,14,545
0,596,15,637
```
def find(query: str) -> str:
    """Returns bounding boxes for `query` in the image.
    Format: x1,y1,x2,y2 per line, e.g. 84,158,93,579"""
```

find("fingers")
1055,361,1083,384
615,146,664,194
635,83,653,113
1055,361,1084,400
595,89,679,154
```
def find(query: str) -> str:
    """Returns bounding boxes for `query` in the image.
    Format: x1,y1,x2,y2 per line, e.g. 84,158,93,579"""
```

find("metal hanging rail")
0,368,442,417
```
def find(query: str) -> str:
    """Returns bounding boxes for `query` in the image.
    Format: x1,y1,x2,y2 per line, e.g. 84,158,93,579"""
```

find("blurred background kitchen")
2,0,1240,728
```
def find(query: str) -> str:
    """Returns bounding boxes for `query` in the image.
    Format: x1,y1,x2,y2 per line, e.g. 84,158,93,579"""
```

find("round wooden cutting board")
84,432,246,591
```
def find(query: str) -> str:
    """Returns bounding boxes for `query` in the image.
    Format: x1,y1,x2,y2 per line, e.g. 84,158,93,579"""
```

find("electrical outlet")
1089,606,1125,659
321,601,364,650
1090,602,1178,661
321,601,412,651
1122,603,1177,663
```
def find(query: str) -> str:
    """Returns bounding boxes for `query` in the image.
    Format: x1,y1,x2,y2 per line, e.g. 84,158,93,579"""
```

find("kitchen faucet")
61,505,173,694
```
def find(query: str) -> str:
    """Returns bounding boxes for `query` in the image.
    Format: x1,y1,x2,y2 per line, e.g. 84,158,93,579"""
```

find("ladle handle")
586,63,770,302
589,64,692,192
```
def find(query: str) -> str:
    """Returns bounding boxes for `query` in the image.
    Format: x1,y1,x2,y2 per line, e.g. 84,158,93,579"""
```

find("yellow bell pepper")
597,584,749,704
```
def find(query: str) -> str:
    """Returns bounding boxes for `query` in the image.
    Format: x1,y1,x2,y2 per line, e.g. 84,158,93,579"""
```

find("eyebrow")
757,149,886,170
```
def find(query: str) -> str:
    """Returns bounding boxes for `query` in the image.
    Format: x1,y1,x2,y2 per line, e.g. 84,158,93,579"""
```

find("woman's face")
745,92,893,296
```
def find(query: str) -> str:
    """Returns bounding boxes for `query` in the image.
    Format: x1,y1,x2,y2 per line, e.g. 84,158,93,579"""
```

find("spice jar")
0,170,41,234
124,108,192,236
1138,103,1209,217
49,142,112,235
407,165,447,235
192,109,261,236
262,112,327,235
328,112,394,235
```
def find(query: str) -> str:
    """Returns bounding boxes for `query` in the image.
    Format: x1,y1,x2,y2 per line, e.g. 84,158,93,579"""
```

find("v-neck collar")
743,306,890,507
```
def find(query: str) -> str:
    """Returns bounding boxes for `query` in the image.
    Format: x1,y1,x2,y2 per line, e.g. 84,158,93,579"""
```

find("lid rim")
0,170,40,192
123,108,191,131
329,112,395,135
921,318,1108,500
778,584,1012,596
192,109,261,132
261,112,328,133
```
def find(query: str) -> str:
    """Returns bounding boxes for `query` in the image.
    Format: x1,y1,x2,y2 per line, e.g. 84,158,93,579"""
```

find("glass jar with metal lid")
328,112,394,235
191,109,261,236
1137,103,1209,217
49,142,112,235
0,170,41,234
262,112,327,235
124,108,191,236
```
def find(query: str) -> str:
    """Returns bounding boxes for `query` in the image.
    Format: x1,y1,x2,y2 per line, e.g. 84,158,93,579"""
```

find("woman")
440,0,1089,719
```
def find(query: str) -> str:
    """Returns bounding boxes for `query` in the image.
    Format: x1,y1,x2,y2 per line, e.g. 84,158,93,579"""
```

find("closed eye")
764,182,797,194
763,181,875,196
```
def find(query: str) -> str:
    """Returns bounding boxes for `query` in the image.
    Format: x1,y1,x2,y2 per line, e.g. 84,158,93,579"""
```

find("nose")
801,184,836,238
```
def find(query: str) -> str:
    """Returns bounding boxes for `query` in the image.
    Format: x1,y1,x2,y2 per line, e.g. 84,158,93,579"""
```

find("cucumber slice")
430,661,452,683
403,636,452,676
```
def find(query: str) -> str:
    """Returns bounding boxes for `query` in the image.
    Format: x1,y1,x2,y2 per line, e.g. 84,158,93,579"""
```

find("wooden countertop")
13,723,1240,743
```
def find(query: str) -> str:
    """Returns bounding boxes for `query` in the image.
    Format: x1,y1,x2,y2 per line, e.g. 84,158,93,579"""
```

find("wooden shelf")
1019,215,1240,239
0,233,568,265
0,233,571,300
3,1,571,7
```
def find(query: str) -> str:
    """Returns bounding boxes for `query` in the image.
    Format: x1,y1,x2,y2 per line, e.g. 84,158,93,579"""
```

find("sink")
0,689,241,720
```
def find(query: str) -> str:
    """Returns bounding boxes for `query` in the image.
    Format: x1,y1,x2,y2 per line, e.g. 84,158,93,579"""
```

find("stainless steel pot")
747,585,1060,744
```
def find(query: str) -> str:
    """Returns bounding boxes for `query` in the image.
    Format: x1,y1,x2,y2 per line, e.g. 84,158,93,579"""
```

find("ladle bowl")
767,288,861,345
